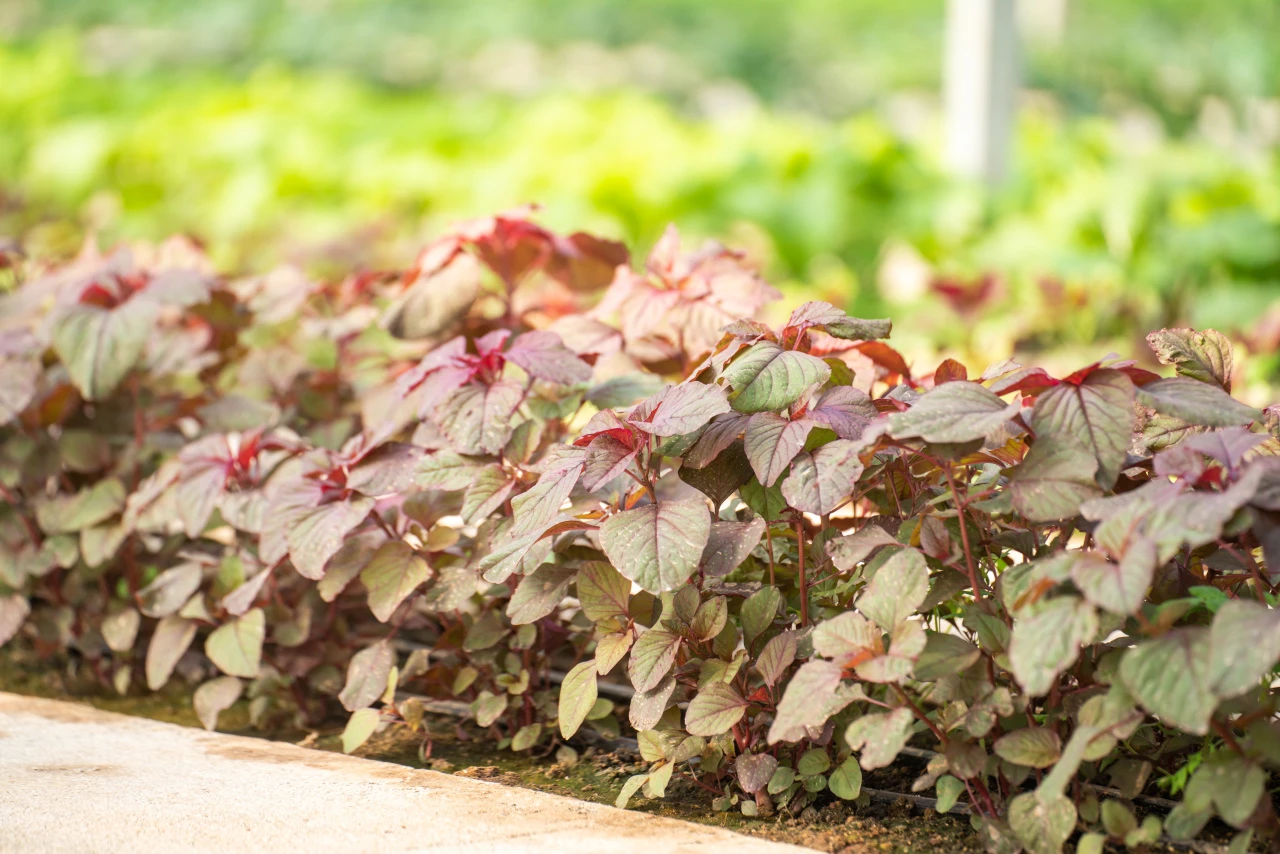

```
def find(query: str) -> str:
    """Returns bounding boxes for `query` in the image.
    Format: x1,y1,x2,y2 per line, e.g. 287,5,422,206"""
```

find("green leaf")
615,773,649,809
1101,799,1137,838
339,642,394,711
138,562,204,618
1118,628,1216,735
511,723,542,751
205,608,266,679
1008,597,1097,697
577,561,630,622
722,341,831,414
473,690,508,727
741,586,782,648
844,707,914,769
52,298,158,400
341,708,380,754
1147,328,1233,389
781,440,864,515
743,412,812,487
767,766,796,795
993,728,1061,769
1187,754,1266,828
888,381,1020,444
599,500,710,593
101,606,141,653
194,676,243,731
859,547,928,630
685,682,748,736
361,541,432,622
627,629,681,692
1208,599,1280,699
594,631,633,674
739,476,788,521
813,612,881,660
1008,792,1076,854
1135,377,1260,427
1010,442,1102,522
507,564,577,625
463,610,509,651
914,631,981,681
35,478,126,535
935,775,965,813
828,757,863,800
690,596,728,641
145,615,196,690
1033,369,1134,489
679,440,754,508
587,374,665,410
797,748,831,777
558,660,599,739
645,760,674,798
1068,543,1157,616
1076,833,1106,854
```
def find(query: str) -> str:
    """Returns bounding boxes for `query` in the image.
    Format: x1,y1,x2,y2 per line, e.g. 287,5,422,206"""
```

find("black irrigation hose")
390,690,1230,854
390,642,1226,852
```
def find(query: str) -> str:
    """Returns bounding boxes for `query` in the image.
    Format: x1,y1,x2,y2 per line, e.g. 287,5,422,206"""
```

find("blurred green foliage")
1,9,1279,393
7,0,1280,125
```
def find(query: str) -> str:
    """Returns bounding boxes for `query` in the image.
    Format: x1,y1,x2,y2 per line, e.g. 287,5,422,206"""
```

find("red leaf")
853,341,913,384
933,358,968,385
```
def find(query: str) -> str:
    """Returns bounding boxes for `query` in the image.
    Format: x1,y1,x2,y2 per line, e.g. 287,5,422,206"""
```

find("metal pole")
944,0,1018,185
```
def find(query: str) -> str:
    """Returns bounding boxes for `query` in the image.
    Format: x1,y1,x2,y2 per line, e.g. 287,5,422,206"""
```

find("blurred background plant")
2,0,1279,398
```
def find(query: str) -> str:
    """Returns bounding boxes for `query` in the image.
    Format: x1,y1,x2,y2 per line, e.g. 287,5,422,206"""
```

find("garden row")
2,211,1279,853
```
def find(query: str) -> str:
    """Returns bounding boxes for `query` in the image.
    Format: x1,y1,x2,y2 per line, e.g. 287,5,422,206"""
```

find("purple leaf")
781,440,865,516
636,382,732,437
807,386,878,441
600,499,711,593
683,412,748,469
744,412,812,487
505,330,593,384
700,517,766,578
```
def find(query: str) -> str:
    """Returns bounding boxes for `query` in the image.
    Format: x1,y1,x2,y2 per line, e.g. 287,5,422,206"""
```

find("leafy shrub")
2,210,1280,852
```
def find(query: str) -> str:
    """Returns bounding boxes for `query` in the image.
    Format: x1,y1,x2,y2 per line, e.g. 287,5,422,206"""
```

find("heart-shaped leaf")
600,499,710,593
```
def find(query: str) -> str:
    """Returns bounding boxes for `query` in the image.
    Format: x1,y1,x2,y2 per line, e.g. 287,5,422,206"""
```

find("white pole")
1018,0,1069,46
944,0,1018,185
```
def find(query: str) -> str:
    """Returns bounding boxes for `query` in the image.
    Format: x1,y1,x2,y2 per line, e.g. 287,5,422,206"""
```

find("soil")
0,648,1245,854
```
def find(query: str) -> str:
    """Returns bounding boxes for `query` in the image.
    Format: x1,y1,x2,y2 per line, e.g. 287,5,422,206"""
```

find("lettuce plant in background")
3,209,1280,853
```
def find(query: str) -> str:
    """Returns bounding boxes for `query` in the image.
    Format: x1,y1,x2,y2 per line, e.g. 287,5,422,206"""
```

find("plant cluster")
3,210,1280,853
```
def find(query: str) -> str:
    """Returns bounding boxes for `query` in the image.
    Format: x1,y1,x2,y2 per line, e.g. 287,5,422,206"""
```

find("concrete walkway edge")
0,692,806,854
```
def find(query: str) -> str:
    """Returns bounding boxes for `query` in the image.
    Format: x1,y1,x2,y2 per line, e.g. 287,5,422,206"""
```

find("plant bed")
2,210,1279,854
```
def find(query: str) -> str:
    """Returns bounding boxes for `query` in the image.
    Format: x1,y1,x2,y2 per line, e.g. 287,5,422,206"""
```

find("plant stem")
893,684,947,747
795,519,808,627
944,465,984,601
764,525,776,587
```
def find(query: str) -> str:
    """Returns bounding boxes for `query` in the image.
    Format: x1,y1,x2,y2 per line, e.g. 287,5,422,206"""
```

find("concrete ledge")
0,692,804,854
